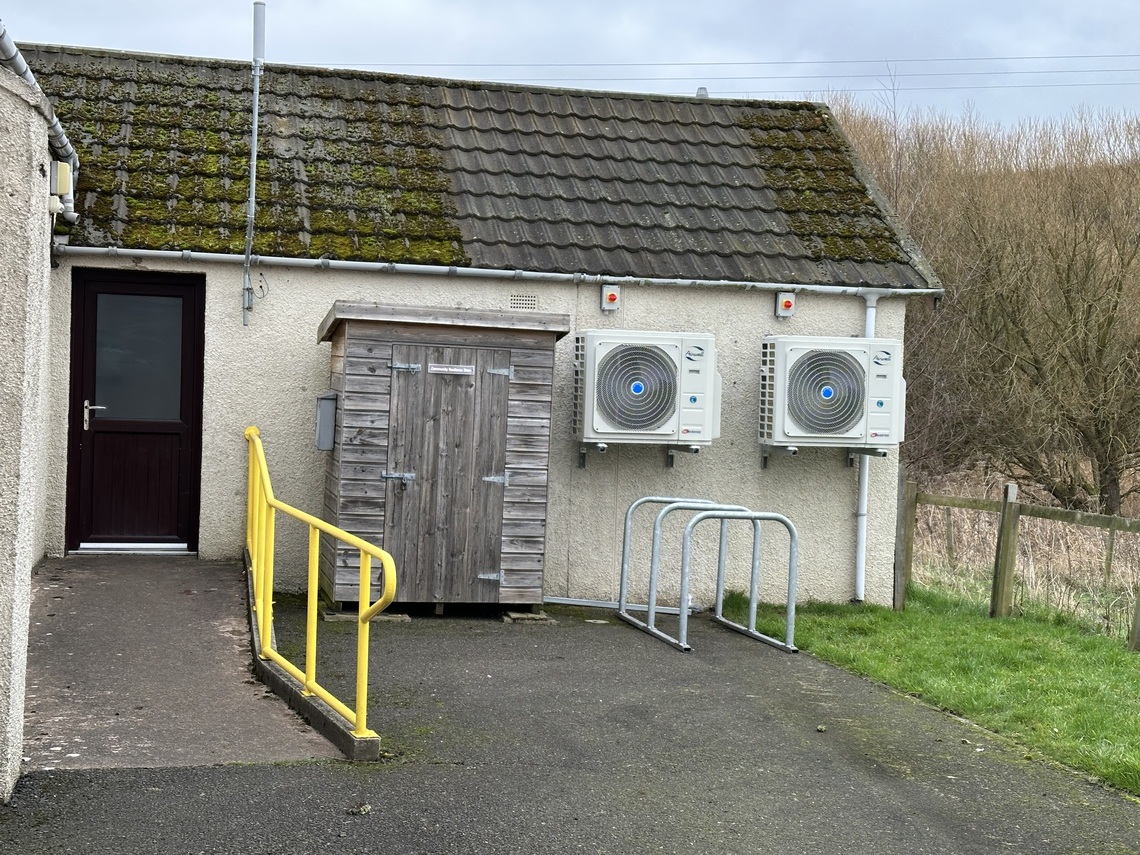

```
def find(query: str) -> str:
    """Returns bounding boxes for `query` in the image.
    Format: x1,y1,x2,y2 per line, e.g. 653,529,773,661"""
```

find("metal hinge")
486,366,515,379
482,472,511,488
478,572,503,581
391,362,421,373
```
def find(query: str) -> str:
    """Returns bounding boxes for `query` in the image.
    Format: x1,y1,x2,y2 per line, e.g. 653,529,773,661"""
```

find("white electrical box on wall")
775,291,796,318
50,161,71,196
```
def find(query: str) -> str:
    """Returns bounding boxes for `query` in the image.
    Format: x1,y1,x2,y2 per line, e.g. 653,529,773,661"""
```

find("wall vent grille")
509,293,539,310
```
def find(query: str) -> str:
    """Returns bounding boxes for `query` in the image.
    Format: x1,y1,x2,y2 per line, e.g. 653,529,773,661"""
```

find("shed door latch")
382,471,416,490
391,362,421,374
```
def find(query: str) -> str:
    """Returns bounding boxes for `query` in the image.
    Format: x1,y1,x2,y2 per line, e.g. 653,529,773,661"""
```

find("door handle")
83,399,107,431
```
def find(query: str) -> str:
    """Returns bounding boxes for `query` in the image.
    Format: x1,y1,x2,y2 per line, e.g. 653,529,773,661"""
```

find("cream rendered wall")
46,256,905,610
0,72,55,802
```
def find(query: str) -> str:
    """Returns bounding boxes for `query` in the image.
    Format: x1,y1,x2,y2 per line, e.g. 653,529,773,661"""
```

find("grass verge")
724,585,1140,795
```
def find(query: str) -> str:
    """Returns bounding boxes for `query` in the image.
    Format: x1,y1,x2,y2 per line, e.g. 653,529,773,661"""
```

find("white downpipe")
0,18,80,223
852,293,882,602
242,1,266,326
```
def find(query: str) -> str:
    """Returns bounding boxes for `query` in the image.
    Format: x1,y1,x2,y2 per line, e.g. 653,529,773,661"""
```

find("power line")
337,53,1140,69
473,68,1140,85
709,79,1140,97
310,53,1140,97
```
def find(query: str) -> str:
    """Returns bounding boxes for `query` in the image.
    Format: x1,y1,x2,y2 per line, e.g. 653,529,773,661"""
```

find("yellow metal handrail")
244,426,396,738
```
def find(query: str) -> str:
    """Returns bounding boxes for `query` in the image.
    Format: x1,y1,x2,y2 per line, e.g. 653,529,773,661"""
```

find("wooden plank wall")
500,347,553,604
321,324,392,601
319,318,557,606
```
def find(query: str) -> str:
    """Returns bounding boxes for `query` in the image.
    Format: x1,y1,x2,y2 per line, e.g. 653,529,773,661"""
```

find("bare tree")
834,102,1140,514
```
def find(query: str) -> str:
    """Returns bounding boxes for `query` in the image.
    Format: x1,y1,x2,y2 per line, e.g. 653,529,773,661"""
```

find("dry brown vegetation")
910,471,1140,638
833,99,1140,515
828,99,1140,635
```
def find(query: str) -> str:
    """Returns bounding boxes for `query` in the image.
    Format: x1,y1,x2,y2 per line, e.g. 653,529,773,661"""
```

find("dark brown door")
383,344,510,602
66,269,205,551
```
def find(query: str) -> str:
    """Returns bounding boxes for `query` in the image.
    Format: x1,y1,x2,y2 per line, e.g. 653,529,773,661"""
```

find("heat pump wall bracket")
760,445,799,469
665,445,701,468
846,447,888,467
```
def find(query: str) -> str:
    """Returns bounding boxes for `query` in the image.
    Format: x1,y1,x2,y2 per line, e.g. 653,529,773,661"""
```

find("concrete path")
20,555,339,771
3,556,1138,854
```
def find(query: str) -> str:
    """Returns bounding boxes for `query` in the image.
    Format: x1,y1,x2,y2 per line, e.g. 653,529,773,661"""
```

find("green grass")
723,585,1140,795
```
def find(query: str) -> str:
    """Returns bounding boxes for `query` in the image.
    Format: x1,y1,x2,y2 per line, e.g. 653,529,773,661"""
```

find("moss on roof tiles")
736,106,830,133
24,44,933,287
756,147,853,171
737,111,908,266
37,49,467,265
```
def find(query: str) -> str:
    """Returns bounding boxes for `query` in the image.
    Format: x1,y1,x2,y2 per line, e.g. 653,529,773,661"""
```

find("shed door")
66,270,205,551
383,344,510,602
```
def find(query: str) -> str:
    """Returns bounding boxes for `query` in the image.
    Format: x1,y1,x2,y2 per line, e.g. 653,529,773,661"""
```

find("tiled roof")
22,44,938,289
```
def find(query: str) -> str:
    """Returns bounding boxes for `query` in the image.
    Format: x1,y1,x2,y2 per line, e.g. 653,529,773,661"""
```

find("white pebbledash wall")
43,257,905,610
0,72,56,803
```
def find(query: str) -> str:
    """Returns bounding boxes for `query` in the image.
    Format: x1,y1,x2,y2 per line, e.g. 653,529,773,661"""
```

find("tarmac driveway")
4,572,1139,854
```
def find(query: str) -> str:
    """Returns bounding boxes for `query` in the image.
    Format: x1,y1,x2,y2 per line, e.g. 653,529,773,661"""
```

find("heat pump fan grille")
596,344,677,431
787,349,865,434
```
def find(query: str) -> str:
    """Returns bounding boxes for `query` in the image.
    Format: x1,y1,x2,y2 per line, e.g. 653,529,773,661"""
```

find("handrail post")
304,525,320,696
252,477,265,618
247,440,257,558
990,482,1021,618
260,507,275,652
355,551,372,737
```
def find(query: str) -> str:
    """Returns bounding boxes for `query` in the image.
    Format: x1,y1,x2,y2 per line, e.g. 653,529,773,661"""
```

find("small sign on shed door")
428,363,476,375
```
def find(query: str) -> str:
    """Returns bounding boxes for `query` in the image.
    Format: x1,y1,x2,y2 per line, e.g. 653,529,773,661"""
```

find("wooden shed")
317,302,571,607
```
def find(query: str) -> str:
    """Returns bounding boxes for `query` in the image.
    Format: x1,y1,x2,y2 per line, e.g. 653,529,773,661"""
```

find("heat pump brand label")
684,346,705,362
872,350,894,366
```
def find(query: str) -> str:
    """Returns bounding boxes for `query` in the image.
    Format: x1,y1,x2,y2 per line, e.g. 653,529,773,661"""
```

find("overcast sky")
6,0,1140,123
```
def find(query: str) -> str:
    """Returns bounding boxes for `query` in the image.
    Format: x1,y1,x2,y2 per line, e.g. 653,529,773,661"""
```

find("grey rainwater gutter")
0,20,79,223
51,245,944,302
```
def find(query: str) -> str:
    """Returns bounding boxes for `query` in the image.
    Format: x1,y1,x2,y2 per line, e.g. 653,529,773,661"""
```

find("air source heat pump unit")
574,330,721,445
759,335,904,448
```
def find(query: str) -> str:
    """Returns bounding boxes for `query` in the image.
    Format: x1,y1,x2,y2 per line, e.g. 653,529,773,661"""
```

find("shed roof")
23,44,938,289
317,302,572,343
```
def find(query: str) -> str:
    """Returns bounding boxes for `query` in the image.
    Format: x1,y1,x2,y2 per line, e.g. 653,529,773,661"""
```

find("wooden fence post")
1130,594,1140,652
990,482,1021,618
894,478,918,611
1103,519,1117,587
944,506,956,565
